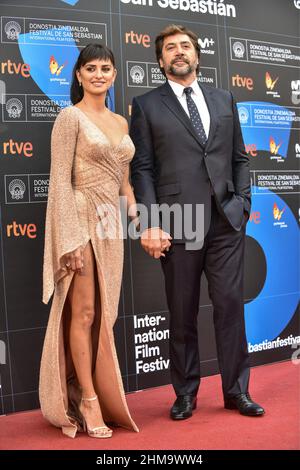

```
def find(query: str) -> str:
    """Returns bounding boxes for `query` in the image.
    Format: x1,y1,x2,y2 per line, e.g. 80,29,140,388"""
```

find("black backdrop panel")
0,0,299,414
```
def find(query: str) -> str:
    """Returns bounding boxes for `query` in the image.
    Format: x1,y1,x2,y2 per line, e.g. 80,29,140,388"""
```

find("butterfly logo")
273,203,285,221
269,137,282,155
265,72,279,91
49,56,67,76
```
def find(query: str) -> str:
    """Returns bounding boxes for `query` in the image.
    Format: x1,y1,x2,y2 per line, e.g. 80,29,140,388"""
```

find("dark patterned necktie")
184,87,207,146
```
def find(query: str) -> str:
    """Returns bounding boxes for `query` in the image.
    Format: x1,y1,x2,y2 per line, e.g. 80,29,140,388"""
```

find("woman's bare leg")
68,242,108,431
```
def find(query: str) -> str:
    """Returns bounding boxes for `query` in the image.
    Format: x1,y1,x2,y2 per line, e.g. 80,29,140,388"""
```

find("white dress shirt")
168,78,211,139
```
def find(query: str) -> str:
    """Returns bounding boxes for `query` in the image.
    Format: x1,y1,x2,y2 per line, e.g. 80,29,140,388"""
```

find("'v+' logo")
291,80,300,104
198,38,214,48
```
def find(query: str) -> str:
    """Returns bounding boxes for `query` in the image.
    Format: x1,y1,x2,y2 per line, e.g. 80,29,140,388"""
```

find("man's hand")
141,227,172,259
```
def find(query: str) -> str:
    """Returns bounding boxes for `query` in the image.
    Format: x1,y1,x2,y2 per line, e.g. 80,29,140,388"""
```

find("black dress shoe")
170,395,197,420
224,392,265,416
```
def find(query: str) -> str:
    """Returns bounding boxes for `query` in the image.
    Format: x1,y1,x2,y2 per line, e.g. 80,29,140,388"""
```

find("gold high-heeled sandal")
79,396,113,439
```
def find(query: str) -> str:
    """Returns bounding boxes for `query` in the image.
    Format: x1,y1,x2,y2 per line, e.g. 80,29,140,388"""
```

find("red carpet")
0,361,299,450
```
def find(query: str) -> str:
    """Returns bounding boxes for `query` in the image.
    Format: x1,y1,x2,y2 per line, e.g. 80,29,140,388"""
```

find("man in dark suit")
130,25,264,420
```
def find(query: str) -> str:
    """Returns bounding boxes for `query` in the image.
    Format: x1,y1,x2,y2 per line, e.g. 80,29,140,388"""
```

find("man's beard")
167,59,196,77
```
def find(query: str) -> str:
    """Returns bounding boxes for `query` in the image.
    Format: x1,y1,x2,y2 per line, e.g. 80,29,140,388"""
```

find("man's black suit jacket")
130,81,251,242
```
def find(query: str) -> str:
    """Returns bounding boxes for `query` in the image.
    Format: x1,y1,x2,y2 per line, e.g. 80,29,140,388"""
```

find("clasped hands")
61,228,171,271
141,227,172,259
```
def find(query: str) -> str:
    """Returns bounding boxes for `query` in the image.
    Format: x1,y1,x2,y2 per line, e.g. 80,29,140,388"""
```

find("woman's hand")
63,247,84,274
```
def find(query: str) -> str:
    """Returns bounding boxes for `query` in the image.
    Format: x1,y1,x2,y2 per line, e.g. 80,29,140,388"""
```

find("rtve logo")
249,211,261,224
6,221,37,239
2,139,33,158
125,30,150,48
0,60,30,78
232,74,254,91
245,143,257,157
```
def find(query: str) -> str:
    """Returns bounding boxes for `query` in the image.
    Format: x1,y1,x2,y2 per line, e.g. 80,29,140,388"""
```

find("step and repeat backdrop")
0,0,299,414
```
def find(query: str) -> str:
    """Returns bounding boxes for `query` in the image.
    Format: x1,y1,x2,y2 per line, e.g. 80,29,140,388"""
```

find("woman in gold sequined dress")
39,44,139,438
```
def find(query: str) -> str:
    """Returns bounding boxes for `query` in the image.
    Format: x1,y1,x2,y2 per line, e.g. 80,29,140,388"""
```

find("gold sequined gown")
39,106,138,438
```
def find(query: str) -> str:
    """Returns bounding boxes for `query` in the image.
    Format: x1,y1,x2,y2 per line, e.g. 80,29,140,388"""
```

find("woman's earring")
79,81,82,87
